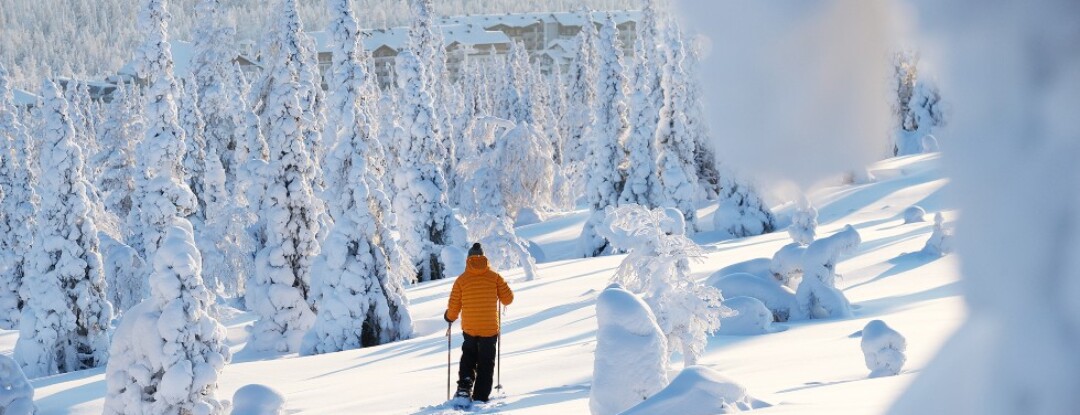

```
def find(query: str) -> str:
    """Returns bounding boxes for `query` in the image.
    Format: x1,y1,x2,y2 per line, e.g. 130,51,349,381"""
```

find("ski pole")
447,322,452,400
495,303,503,391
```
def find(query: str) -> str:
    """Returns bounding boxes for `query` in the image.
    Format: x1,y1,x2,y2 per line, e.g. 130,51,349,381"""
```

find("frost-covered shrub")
717,297,774,335
903,205,927,224
0,354,35,415
620,366,770,415
100,232,147,314
922,213,953,256
590,284,668,415
604,204,730,367
861,320,906,378
103,222,230,415
794,225,861,320
467,215,539,281
788,199,818,245
231,384,285,415
769,243,806,289
706,273,797,323
713,175,776,239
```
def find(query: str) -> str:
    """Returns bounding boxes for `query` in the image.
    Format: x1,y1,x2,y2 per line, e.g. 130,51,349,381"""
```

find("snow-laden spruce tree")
563,11,599,181
713,172,776,238
891,52,945,157
100,232,148,314
392,49,465,282
590,283,669,415
406,0,454,178
579,15,632,258
788,197,818,246
104,221,230,415
300,0,413,356
679,30,725,200
0,65,37,330
191,0,240,177
603,204,729,367
654,25,699,229
94,83,141,223
199,142,251,301
127,0,198,262
179,77,208,221
15,80,113,378
245,0,323,353
0,354,35,415
620,13,663,209
794,225,861,320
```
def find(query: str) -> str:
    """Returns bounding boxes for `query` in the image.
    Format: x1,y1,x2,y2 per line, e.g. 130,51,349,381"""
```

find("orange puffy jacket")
445,256,514,337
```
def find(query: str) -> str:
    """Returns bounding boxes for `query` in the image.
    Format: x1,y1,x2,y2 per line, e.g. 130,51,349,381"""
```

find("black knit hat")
468,243,484,256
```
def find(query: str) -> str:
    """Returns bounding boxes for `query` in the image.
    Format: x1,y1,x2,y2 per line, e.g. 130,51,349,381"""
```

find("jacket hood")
466,255,489,272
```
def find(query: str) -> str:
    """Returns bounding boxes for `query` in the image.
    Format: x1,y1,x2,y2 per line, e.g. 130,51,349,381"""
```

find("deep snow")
9,153,961,414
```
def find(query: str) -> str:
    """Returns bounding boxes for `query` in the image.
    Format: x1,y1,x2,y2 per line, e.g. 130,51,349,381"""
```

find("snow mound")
514,207,544,227
619,366,770,415
903,206,927,224
713,258,773,281
861,320,907,378
590,284,668,415
769,243,806,289
231,384,285,415
717,297,774,335
0,354,35,415
706,272,797,322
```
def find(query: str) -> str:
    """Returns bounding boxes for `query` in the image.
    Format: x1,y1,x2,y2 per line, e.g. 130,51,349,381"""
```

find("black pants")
457,333,498,401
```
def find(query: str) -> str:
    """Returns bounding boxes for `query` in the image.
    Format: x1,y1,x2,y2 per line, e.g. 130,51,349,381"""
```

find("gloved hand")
443,310,453,323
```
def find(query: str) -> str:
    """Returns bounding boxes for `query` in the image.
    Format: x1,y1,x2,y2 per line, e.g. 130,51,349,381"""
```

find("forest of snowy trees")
0,0,786,410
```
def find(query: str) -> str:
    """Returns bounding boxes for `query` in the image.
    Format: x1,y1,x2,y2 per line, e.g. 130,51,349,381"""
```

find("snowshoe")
450,390,472,410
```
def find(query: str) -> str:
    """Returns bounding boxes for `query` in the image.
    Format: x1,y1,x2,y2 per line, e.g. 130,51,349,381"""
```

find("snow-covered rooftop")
437,10,642,29
308,24,511,54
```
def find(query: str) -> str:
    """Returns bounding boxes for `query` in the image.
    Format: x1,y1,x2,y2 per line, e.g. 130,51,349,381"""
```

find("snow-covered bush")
795,225,861,320
100,232,147,314
620,366,770,415
922,213,953,256
231,384,285,415
861,320,906,378
590,284,668,415
15,80,113,378
769,243,806,289
788,199,818,245
103,222,230,415
713,175,776,239
604,204,730,367
467,215,539,281
706,273,797,323
717,296,774,335
0,354,35,415
903,205,927,224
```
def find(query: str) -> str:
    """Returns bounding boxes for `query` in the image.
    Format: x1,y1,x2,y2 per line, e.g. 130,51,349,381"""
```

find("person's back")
445,243,513,403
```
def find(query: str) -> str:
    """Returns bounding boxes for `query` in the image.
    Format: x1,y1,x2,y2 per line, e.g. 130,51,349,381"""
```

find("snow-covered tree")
94,83,141,223
14,80,113,378
788,197,818,245
620,1,664,209
245,0,323,354
713,174,776,238
891,52,945,157
0,65,36,330
795,225,861,320
861,320,906,378
563,13,599,179
300,0,413,356
603,205,729,367
392,49,464,282
922,212,953,257
191,0,240,177
128,0,198,261
103,221,230,415
590,283,668,415
580,16,631,258
100,233,147,314
179,77,208,221
655,23,700,226
0,354,35,415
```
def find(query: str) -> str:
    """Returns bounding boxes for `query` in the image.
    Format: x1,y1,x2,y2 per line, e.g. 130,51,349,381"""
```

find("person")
444,243,514,403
